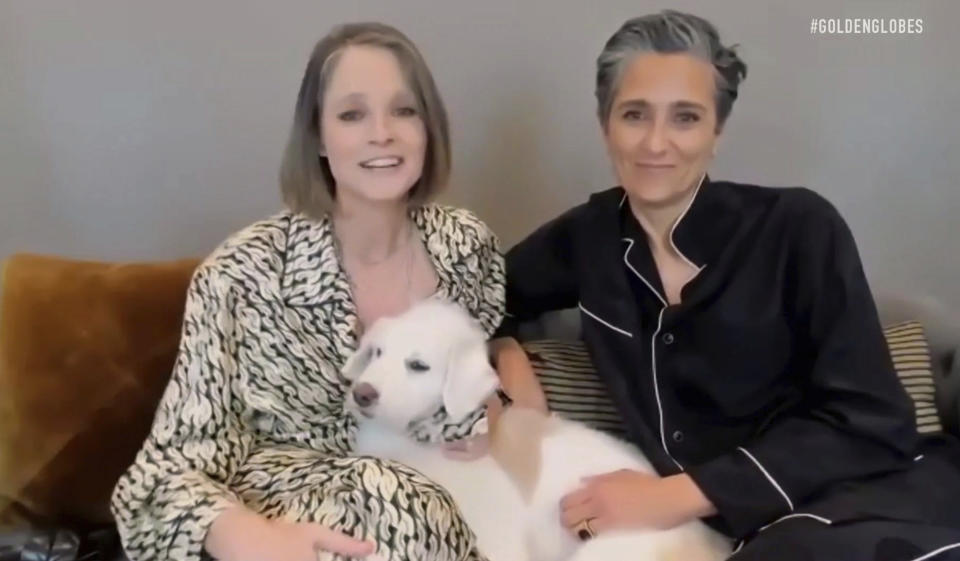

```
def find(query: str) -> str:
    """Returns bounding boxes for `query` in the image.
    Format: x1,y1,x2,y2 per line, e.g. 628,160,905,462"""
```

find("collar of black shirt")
615,174,742,273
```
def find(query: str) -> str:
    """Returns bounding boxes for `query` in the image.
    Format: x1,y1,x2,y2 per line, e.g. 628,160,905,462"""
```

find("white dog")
343,300,731,561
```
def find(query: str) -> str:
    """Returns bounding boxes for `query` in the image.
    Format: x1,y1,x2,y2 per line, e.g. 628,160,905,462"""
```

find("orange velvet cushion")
0,253,200,526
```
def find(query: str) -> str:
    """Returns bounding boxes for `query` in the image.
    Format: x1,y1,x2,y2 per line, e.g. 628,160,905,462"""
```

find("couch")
0,253,957,559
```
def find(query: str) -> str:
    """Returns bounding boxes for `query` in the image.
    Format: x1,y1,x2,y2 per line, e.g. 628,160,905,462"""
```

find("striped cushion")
521,340,627,437
882,321,943,434
523,322,943,437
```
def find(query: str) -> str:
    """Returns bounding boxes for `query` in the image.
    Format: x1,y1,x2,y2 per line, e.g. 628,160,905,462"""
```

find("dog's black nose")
352,383,379,408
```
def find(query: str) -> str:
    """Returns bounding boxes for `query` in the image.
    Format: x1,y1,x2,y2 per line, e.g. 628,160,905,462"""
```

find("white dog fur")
344,299,732,561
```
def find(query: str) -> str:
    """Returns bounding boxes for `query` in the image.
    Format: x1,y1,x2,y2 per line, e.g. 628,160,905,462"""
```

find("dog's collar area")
405,407,448,443
405,405,486,444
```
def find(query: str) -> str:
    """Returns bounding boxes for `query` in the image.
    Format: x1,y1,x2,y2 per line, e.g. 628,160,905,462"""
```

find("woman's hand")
205,506,377,561
442,338,547,461
488,337,549,413
559,470,716,537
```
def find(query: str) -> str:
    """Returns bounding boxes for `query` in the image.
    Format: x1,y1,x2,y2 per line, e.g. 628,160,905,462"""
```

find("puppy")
344,299,530,561
343,300,731,561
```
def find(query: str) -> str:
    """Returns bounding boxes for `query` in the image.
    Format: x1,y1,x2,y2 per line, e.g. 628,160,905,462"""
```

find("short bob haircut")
280,22,451,217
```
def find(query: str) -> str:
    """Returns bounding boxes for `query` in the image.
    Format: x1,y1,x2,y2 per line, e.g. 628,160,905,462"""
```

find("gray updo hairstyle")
595,10,747,132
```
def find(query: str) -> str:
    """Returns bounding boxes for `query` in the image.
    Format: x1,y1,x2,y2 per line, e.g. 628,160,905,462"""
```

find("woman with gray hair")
111,22,504,561
495,10,960,559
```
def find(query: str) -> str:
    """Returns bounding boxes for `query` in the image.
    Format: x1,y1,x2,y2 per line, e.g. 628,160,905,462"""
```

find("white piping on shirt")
737,446,795,511
909,543,960,561
578,302,633,338
620,239,682,470
737,517,959,560
727,514,830,557
620,173,707,304
651,306,683,470
759,512,832,533
622,238,668,306
668,172,708,273
616,178,709,473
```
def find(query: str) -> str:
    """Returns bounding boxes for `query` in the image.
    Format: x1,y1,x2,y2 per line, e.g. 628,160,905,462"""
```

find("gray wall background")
1,1,957,312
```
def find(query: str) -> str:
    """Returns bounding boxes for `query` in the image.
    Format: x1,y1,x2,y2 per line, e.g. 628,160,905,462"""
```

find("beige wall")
1,0,957,311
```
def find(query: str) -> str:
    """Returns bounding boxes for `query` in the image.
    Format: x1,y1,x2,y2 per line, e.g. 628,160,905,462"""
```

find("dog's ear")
341,343,373,381
342,317,392,380
443,337,499,422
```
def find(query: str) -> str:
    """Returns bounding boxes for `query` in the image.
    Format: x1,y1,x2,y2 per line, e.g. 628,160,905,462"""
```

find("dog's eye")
405,359,431,373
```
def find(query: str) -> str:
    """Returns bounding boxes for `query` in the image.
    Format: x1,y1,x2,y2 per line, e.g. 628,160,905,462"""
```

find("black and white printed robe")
110,205,505,561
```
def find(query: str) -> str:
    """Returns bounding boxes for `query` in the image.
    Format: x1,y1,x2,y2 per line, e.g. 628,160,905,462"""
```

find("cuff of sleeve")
179,482,243,561
686,448,794,539
493,314,520,340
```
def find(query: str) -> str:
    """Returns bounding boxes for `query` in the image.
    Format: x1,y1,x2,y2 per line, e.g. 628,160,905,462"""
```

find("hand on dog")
559,470,716,535
205,506,379,561
489,337,549,413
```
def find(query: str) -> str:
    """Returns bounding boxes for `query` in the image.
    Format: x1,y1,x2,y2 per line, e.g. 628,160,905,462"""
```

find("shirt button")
672,430,685,443
662,332,675,345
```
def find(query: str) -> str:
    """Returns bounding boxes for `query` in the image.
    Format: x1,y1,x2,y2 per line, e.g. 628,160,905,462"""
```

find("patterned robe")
109,205,506,561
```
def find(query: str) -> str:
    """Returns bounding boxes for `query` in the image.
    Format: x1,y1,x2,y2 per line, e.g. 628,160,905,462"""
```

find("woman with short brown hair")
112,22,504,561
